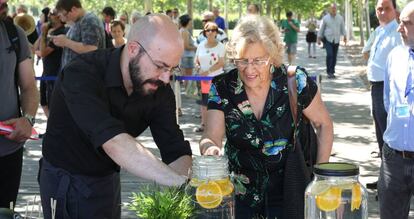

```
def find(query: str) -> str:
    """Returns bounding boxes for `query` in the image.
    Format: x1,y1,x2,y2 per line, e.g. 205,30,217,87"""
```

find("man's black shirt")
43,26,66,76
43,47,192,176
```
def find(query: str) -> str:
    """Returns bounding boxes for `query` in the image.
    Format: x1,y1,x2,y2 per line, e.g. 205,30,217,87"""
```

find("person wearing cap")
0,0,39,209
13,13,38,47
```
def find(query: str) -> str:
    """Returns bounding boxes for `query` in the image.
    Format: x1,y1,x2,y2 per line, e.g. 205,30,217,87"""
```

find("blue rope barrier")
35,75,319,82
35,76,57,81
35,75,213,81
174,76,213,81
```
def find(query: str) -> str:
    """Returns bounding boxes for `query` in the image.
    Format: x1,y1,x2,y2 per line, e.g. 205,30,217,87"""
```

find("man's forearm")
20,83,39,116
168,155,192,176
103,133,186,186
65,39,98,54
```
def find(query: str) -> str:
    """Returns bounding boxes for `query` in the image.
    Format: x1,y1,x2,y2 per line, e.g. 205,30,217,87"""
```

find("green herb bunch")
128,184,195,219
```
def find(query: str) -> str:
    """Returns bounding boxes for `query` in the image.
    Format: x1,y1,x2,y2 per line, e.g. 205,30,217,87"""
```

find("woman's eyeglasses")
233,57,270,69
205,29,218,33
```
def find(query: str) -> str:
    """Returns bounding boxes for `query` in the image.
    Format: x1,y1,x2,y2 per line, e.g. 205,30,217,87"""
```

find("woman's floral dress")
207,64,318,209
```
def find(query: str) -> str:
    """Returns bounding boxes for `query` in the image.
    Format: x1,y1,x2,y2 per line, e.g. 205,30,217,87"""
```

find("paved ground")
13,30,413,218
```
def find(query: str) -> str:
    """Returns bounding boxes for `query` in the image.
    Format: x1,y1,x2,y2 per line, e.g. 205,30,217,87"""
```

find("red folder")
0,121,39,140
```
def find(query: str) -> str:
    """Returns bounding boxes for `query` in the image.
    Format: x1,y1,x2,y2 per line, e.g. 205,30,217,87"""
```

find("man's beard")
128,51,166,96
0,3,8,20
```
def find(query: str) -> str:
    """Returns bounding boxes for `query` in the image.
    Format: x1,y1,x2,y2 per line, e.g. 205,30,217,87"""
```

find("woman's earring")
270,64,275,74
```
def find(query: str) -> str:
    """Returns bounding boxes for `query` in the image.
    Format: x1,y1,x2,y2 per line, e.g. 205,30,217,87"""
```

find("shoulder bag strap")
4,18,22,116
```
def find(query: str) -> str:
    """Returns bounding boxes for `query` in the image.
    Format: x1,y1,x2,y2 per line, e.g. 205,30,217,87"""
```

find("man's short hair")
202,11,214,21
102,6,116,18
17,4,28,13
249,4,260,13
179,14,191,27
166,9,172,14
376,0,397,9
56,0,82,12
286,11,293,17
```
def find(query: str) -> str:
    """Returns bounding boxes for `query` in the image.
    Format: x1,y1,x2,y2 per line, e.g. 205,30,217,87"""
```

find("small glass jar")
305,162,368,219
188,156,235,219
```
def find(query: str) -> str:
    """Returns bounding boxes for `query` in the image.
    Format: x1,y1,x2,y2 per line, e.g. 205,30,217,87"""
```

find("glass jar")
305,162,368,219
188,156,235,219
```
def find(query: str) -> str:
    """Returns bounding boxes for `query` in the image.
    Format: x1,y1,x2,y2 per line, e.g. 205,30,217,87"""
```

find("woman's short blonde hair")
227,15,284,67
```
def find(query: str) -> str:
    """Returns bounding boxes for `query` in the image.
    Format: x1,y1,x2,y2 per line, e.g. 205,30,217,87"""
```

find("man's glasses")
233,57,270,69
135,41,181,74
205,29,218,33
49,11,58,16
202,19,209,22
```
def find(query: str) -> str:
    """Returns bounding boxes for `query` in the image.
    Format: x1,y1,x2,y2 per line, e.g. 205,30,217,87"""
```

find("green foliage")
128,184,195,219
193,18,203,29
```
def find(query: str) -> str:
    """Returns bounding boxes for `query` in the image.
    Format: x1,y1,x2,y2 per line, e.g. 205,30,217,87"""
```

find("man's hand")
51,34,68,47
343,37,347,46
2,118,32,142
317,38,321,45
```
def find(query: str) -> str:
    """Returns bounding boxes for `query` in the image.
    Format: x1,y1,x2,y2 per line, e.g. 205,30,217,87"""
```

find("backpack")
3,17,22,116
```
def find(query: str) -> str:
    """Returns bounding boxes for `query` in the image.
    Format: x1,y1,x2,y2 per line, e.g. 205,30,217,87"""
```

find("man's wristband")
23,114,35,126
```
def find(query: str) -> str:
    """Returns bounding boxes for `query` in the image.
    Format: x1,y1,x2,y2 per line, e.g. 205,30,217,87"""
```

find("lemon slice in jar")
316,186,342,212
195,181,223,209
215,178,234,196
351,183,362,211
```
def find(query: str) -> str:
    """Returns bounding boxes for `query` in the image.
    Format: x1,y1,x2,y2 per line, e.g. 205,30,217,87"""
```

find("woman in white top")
110,20,127,48
194,22,226,132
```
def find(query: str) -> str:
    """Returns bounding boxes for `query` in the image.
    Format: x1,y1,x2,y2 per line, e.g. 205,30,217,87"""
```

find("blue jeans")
371,82,387,154
324,40,339,75
378,144,414,219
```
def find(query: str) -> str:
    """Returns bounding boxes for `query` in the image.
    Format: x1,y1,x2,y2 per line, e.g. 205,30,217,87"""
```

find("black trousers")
371,82,387,154
39,159,121,219
0,147,23,208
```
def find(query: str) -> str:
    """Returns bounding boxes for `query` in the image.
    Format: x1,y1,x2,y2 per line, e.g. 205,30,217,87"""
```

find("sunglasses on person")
202,19,209,22
204,29,218,33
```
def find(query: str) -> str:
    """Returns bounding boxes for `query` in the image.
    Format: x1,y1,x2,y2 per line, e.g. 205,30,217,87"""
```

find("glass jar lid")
192,156,229,180
314,162,359,177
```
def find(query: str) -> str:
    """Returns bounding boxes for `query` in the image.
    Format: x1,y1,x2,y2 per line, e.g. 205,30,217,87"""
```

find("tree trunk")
224,0,228,30
358,0,364,46
238,1,242,19
144,0,152,14
365,0,371,38
208,0,213,11
344,0,354,41
266,0,271,16
187,0,193,19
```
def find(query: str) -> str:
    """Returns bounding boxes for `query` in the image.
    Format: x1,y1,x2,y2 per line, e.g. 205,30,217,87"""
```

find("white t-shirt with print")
195,41,226,76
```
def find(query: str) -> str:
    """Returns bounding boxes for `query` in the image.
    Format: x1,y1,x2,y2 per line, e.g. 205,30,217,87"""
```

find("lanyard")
406,49,414,98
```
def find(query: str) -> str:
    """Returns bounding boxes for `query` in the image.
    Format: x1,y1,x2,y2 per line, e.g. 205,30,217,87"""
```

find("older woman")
199,15,333,218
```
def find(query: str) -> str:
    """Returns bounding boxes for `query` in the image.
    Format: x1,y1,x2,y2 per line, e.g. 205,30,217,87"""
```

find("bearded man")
38,14,192,219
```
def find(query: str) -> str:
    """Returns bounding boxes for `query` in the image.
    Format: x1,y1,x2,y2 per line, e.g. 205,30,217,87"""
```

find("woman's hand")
203,145,221,155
